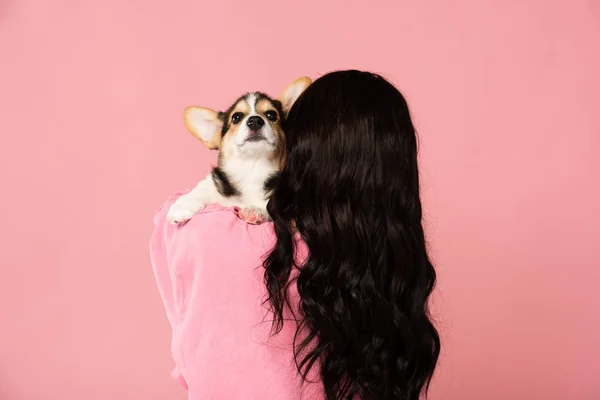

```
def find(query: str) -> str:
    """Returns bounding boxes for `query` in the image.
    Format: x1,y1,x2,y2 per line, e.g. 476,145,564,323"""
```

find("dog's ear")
278,76,312,115
183,106,223,150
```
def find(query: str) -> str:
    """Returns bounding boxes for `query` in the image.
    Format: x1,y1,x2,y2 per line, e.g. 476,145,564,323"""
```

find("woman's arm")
149,193,191,389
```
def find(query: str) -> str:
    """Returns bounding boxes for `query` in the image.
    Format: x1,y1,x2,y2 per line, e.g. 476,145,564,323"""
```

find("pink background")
1,0,599,399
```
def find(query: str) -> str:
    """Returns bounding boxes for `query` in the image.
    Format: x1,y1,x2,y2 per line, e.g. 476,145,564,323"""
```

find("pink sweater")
150,193,323,399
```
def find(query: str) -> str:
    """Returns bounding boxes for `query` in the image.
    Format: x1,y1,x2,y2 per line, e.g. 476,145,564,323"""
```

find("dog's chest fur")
212,156,276,208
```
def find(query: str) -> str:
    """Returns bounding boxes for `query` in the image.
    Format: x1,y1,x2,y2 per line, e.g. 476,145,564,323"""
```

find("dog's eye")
231,112,243,124
265,110,278,122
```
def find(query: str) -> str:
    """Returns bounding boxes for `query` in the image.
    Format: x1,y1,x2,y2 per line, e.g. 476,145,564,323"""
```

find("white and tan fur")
167,77,311,224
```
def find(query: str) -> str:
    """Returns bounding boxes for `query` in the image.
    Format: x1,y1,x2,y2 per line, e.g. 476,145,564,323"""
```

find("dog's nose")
246,116,264,131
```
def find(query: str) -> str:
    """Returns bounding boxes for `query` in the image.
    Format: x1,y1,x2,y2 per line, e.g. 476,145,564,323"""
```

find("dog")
167,76,311,225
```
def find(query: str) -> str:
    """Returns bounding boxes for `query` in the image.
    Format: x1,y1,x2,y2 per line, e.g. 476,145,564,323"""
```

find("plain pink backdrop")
0,0,599,399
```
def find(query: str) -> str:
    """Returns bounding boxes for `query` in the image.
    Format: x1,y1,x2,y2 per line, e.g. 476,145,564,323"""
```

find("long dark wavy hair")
263,70,440,400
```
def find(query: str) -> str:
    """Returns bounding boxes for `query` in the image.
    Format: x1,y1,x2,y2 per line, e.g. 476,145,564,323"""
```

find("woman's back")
151,194,322,399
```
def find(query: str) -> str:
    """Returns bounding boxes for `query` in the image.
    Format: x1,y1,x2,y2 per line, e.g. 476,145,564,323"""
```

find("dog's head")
183,77,311,164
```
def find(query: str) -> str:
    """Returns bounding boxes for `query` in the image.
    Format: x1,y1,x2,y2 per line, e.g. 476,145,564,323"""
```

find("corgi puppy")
167,76,311,225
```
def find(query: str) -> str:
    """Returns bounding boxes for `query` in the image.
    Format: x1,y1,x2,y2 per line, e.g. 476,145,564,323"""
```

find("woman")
150,70,439,400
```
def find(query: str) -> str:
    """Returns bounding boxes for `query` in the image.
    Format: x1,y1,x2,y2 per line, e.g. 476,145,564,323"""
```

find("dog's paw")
167,195,205,224
237,207,270,225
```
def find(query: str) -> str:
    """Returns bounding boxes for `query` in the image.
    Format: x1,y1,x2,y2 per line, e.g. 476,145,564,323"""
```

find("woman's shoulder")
153,191,238,224
153,191,275,253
